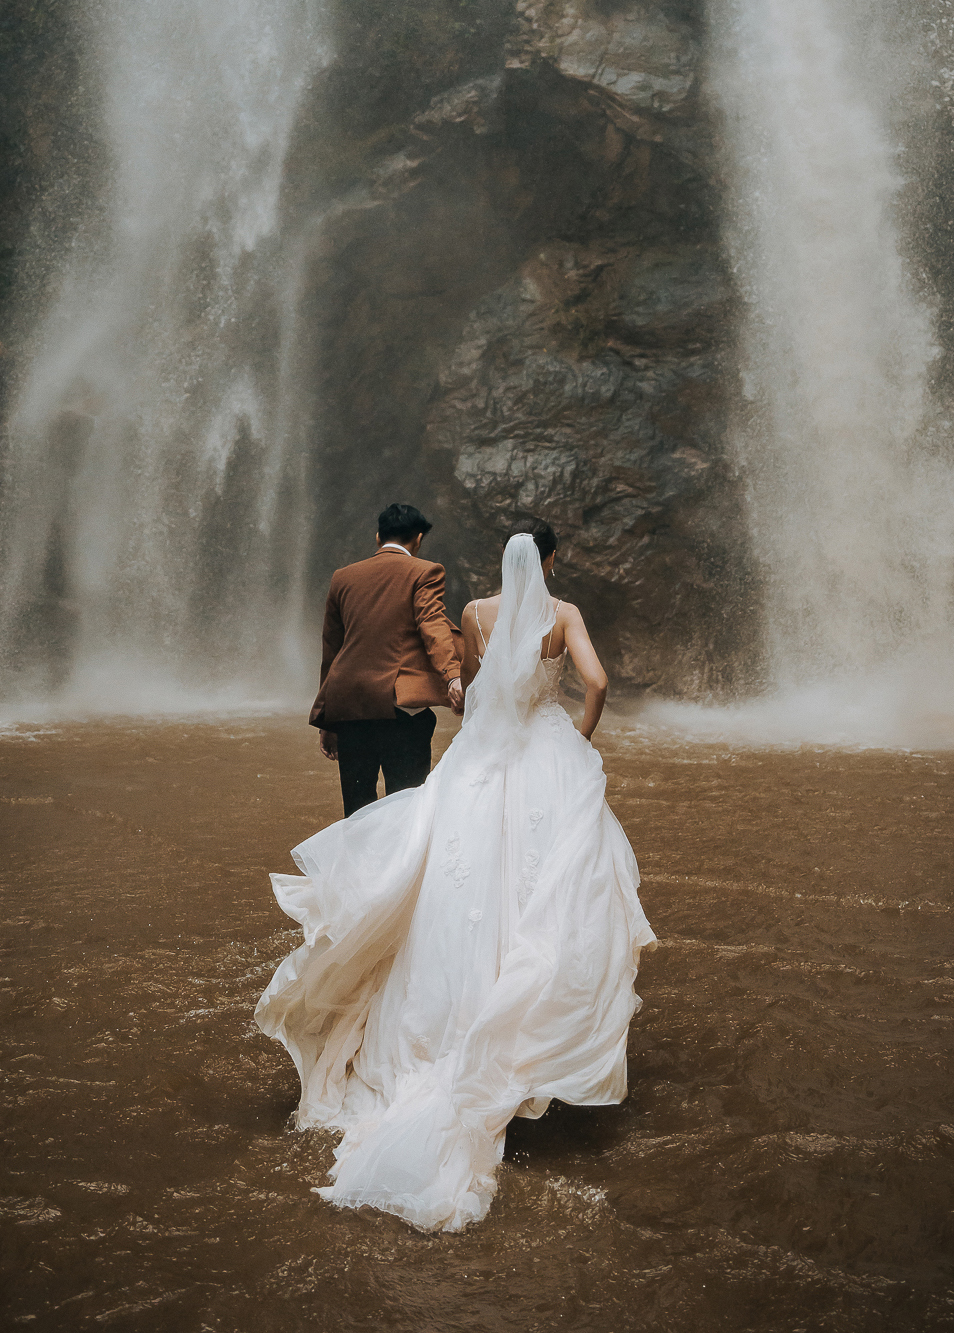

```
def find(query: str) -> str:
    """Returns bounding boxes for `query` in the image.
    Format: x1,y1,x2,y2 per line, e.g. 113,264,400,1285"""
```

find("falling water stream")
645,0,954,746
0,0,325,716
717,0,942,676
0,0,951,744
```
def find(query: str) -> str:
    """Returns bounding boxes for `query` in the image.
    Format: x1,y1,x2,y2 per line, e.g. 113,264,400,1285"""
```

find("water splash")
0,0,327,715
686,0,954,746
637,649,954,749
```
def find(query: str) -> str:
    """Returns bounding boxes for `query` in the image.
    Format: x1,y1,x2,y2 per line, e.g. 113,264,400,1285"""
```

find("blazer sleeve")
413,564,461,681
308,579,344,729
319,580,344,689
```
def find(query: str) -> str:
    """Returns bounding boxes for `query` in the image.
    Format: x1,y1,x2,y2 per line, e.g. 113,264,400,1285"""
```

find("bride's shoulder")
554,600,588,636
461,598,489,628
464,594,501,612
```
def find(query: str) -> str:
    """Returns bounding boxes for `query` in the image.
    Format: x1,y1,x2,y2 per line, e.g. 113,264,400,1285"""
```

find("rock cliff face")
0,0,756,698
304,0,754,695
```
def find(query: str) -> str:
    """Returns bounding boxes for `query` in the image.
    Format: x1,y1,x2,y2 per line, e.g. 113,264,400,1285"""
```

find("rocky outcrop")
509,0,697,116
304,0,753,695
424,249,740,692
0,0,755,698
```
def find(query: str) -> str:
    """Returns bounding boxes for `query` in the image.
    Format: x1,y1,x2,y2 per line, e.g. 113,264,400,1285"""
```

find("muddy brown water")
1,712,952,1332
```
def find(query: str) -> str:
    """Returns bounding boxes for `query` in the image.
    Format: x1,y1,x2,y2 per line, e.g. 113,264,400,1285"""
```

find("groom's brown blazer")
309,548,463,729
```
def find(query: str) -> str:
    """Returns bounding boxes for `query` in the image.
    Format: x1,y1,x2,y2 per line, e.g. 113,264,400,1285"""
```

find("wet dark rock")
424,250,743,693
0,0,758,696
303,0,754,695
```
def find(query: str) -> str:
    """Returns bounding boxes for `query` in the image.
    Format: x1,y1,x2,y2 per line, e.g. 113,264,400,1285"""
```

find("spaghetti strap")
545,600,562,658
475,600,488,650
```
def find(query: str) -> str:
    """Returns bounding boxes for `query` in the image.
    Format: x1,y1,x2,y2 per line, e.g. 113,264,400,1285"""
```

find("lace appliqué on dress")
467,910,483,932
442,836,471,889
537,700,566,731
535,654,567,731
517,851,540,907
528,808,544,830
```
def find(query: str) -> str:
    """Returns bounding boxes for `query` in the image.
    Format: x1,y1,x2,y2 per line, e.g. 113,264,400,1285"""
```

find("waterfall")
646,0,954,746
4,0,952,744
0,0,326,716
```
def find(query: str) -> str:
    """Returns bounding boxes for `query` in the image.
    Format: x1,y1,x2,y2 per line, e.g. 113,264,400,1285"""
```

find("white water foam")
635,652,954,750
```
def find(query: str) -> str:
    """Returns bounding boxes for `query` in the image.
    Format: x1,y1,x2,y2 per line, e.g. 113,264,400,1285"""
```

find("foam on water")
632,646,954,750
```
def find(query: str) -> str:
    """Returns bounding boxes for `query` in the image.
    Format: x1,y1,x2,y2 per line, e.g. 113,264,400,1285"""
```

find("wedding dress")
255,535,656,1232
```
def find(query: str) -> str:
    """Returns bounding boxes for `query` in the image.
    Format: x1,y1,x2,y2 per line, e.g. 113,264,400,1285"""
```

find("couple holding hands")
255,502,656,1233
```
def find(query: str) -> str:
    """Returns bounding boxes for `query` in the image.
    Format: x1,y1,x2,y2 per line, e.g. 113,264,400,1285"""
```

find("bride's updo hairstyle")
508,517,557,563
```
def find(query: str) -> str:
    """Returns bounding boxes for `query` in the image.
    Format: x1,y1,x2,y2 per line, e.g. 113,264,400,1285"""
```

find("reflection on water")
1,714,952,1330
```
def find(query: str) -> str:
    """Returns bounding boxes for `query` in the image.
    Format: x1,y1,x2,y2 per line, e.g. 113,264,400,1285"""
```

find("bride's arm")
459,602,483,690
562,604,608,740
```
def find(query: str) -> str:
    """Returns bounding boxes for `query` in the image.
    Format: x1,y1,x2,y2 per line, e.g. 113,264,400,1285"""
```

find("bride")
255,519,656,1231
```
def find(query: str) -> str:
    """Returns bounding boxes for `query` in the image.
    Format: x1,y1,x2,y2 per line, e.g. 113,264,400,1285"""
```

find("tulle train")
256,693,656,1231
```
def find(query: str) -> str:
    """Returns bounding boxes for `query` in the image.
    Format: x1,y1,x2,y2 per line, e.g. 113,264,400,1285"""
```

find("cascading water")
4,0,952,745
0,0,326,716
648,0,954,746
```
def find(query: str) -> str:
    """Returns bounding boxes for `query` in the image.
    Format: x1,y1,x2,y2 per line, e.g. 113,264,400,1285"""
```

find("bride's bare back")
460,593,609,740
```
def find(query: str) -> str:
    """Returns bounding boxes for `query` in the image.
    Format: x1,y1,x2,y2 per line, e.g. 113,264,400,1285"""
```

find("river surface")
1,712,952,1331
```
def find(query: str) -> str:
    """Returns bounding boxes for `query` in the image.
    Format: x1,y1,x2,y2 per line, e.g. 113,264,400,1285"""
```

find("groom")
310,503,464,817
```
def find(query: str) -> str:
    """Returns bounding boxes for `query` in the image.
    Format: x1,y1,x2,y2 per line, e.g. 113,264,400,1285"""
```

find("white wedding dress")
255,535,656,1232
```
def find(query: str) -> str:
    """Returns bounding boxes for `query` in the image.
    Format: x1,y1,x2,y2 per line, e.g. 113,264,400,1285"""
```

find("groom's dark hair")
509,516,558,561
378,503,433,542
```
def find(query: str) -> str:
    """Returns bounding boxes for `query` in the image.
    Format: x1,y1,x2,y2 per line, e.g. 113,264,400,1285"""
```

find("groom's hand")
447,678,464,716
319,729,338,762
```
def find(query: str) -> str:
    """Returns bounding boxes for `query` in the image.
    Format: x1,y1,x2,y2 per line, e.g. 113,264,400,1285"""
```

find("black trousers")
334,709,437,818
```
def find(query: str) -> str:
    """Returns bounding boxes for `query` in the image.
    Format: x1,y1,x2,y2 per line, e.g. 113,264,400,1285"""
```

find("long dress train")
255,540,656,1232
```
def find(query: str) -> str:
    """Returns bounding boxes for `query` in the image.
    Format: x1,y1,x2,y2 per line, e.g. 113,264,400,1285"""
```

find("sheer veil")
462,533,556,761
